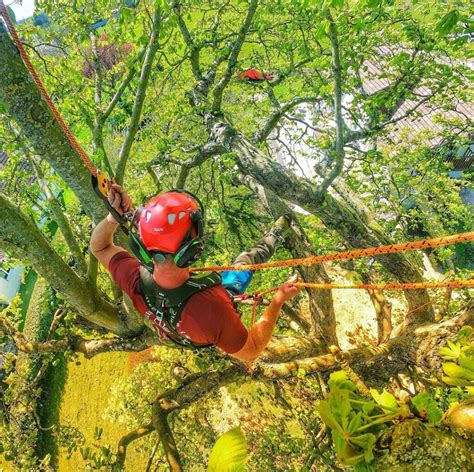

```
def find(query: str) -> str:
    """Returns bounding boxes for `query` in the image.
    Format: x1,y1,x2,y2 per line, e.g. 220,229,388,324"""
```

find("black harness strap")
139,267,221,348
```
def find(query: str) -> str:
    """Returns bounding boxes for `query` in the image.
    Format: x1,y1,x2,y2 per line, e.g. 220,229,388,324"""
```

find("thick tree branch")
0,22,104,222
236,174,337,346
151,403,182,471
204,112,434,321
0,194,131,334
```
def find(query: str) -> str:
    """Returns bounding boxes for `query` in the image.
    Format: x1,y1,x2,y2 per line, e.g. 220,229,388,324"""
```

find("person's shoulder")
109,250,137,269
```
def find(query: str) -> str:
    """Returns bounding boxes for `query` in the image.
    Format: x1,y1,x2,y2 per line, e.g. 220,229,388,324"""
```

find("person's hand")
273,275,301,305
107,183,133,217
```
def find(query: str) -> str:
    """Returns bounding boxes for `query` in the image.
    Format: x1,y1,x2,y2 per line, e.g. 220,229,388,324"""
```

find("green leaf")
443,363,474,381
435,10,459,36
459,353,474,373
316,400,344,433
328,371,356,391
457,326,474,344
412,392,443,423
348,411,363,435
442,376,472,387
207,428,248,472
370,389,398,412
439,341,461,360
350,433,377,463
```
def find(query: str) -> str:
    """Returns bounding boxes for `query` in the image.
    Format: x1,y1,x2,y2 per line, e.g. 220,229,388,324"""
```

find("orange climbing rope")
241,280,473,327
0,1,97,177
192,231,474,272
295,280,474,290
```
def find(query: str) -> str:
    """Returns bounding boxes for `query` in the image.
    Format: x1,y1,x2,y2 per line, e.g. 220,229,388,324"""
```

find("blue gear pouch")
221,269,253,295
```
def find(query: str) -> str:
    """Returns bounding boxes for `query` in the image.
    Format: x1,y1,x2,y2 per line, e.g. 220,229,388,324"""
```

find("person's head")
136,190,205,269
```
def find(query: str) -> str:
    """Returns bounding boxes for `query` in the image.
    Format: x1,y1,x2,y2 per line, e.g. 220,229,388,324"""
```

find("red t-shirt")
108,252,248,354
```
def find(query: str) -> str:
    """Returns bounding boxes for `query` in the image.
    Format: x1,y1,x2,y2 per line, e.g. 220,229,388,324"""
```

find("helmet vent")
145,210,151,223
168,213,176,225
178,211,186,220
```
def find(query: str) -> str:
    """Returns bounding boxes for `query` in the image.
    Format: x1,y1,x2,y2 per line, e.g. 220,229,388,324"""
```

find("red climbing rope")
0,1,97,177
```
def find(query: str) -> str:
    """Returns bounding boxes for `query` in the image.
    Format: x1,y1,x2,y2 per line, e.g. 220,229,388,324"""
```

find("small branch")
316,10,345,195
212,0,259,111
367,289,393,344
30,158,88,275
151,402,182,471
173,1,203,80
115,6,163,184
253,96,321,144
102,47,147,122
115,424,154,469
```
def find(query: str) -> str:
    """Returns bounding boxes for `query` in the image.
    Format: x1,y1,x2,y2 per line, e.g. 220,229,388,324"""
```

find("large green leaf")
439,341,461,360
316,400,344,433
207,428,248,472
370,389,398,412
412,392,443,423
443,362,474,381
435,10,460,36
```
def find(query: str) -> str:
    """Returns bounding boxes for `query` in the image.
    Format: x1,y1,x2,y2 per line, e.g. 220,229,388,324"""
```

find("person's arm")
90,184,132,269
230,277,300,362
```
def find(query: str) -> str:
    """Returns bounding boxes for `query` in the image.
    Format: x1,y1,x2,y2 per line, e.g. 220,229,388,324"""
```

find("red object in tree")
238,68,273,81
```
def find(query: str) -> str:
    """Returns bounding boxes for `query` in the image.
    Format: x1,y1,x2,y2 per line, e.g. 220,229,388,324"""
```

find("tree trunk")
0,22,105,223
7,278,54,470
240,175,337,346
0,194,132,335
204,113,434,324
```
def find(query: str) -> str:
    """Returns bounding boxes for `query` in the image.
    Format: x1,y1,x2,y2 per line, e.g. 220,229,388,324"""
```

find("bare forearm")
90,214,119,254
232,299,283,362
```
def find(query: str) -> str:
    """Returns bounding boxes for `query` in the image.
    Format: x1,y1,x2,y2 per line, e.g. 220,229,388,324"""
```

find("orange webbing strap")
192,231,474,272
0,1,97,177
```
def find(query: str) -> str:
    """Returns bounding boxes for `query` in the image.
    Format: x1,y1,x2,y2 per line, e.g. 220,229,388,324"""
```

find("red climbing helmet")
138,191,201,254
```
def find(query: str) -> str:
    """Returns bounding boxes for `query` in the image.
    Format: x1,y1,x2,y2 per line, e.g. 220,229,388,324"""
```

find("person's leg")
222,216,290,295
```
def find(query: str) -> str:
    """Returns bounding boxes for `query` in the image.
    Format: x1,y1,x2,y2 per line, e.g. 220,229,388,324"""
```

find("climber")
90,184,300,361
238,68,275,82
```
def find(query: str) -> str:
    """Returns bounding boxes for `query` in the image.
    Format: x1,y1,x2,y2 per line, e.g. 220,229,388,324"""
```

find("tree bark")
0,22,105,223
204,113,434,324
239,175,337,346
0,194,132,335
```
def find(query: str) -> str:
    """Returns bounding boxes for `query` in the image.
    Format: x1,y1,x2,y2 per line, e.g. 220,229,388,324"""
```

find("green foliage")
435,10,459,36
440,327,474,392
207,427,248,472
317,371,452,469
411,392,443,423
316,371,404,469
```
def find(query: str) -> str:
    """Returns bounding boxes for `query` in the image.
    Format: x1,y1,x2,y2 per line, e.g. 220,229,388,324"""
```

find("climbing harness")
139,267,221,349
